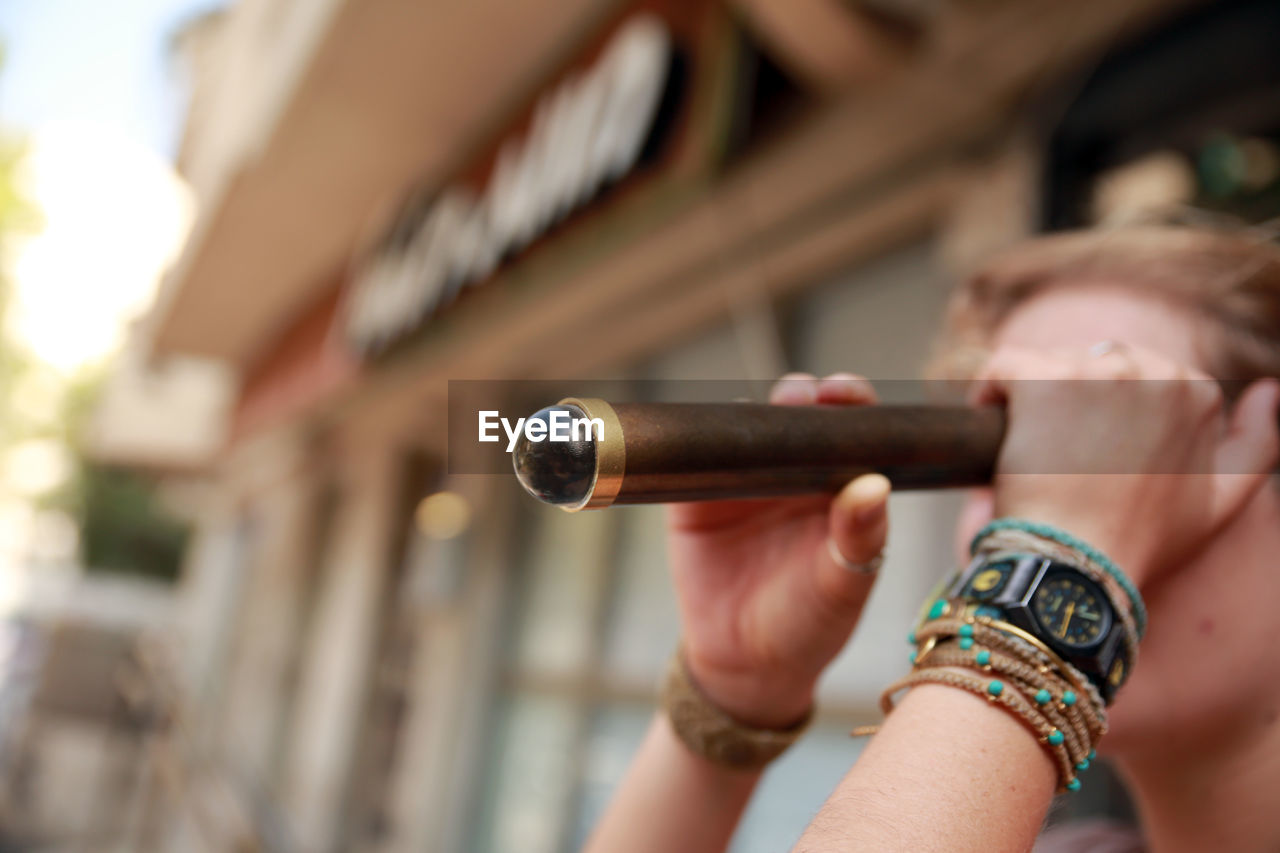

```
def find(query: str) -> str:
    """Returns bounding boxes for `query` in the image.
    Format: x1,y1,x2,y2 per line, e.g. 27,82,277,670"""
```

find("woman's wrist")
663,648,812,771
893,610,1107,793
680,649,815,730
991,503,1154,588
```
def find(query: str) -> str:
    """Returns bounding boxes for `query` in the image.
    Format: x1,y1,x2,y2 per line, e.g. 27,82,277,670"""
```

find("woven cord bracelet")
921,644,1091,768
914,618,1104,763
914,614,1108,734
879,668,1083,793
971,518,1147,637
862,608,1109,792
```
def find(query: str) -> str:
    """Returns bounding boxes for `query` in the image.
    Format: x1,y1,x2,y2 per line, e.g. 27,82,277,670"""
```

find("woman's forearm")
585,713,761,853
794,683,1056,852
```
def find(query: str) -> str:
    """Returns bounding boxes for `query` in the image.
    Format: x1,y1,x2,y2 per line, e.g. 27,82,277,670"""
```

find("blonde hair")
934,223,1280,386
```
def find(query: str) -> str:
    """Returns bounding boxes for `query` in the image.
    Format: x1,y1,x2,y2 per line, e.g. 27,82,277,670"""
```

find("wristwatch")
943,553,1132,704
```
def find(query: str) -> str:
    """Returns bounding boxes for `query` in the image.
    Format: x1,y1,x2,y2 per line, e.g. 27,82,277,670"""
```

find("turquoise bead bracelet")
879,665,1085,793
970,518,1147,638
907,615,1109,777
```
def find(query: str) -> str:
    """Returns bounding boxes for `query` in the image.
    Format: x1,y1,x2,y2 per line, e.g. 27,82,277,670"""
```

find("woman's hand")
972,344,1280,587
666,373,890,729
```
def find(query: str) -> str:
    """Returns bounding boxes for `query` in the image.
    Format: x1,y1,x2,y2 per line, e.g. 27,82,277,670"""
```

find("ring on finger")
827,537,884,575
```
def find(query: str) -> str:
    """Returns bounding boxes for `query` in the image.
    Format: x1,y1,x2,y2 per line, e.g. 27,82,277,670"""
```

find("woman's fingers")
772,373,884,607
816,372,878,406
972,343,1182,405
770,372,820,405
674,373,818,530
674,372,877,532
967,342,1278,585
815,473,891,608
771,372,878,407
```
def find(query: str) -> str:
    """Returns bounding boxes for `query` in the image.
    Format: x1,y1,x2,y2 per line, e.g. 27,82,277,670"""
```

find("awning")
150,0,613,366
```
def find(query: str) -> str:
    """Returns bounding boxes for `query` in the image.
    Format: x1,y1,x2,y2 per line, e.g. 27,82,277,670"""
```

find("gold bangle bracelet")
916,614,1105,724
915,617,1107,737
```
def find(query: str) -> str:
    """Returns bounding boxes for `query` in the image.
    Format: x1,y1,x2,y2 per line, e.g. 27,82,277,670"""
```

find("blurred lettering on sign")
345,14,674,352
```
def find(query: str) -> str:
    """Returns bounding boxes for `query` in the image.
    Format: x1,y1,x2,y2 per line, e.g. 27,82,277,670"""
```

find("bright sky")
0,0,223,372
7,121,194,372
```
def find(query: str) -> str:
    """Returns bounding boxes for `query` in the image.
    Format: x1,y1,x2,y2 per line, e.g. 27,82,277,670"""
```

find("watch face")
963,557,1016,601
1032,571,1112,649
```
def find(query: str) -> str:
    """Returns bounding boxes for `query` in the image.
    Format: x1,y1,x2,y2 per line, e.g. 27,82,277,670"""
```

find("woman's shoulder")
1034,819,1145,853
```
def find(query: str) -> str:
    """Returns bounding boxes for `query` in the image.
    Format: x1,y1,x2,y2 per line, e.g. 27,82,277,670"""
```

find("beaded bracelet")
921,643,1091,768
879,668,1085,793
970,620,1105,737
971,518,1147,638
899,650,1095,790
860,605,1108,792
856,525,1137,794
914,615,1106,754
915,608,1109,721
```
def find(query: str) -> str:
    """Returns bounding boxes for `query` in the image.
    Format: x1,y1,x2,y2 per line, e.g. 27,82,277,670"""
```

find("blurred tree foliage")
0,139,39,450
1,45,188,580
75,465,191,582
41,355,191,582
1,41,41,453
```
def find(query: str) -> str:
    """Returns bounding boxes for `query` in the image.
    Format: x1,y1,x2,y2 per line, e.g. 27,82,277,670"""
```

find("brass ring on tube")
558,397,626,511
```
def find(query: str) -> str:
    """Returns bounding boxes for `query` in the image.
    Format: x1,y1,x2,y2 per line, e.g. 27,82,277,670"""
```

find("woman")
585,224,1280,852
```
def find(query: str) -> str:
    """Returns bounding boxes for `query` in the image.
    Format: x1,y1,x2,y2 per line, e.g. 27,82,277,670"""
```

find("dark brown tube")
512,398,1005,511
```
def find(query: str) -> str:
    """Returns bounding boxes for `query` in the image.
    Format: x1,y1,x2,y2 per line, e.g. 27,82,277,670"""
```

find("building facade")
137,0,1280,850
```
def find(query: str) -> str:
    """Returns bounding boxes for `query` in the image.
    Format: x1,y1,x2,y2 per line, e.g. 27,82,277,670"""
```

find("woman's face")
985,281,1206,360
955,282,1264,754
953,282,1207,553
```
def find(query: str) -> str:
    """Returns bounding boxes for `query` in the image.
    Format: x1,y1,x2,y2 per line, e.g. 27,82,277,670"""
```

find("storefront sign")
346,14,675,352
